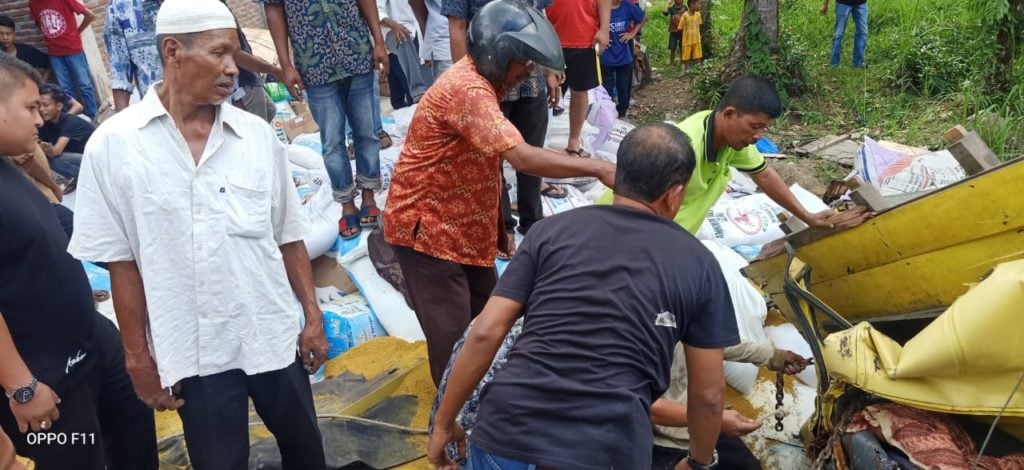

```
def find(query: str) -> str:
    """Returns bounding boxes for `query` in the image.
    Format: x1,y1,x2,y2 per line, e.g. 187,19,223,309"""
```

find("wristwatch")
686,450,719,470
5,377,38,404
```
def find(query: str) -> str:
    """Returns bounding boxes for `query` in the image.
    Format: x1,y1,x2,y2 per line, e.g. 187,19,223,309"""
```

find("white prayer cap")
156,0,237,36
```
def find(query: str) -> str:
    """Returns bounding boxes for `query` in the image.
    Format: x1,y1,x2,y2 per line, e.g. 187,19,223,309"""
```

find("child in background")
663,0,685,65
601,0,646,118
678,0,703,75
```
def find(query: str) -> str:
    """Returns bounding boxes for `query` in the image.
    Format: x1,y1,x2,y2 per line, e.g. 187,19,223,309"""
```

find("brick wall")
1,0,266,63
1,0,109,59
227,0,267,30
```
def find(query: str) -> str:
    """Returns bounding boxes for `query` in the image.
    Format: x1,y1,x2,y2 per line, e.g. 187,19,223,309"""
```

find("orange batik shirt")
383,56,525,267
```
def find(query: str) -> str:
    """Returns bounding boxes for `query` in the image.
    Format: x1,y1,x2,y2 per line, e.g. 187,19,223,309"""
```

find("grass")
637,0,1024,160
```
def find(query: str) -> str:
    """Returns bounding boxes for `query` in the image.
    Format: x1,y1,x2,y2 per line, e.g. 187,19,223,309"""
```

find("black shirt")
39,113,95,154
12,43,50,70
0,157,97,393
470,205,739,469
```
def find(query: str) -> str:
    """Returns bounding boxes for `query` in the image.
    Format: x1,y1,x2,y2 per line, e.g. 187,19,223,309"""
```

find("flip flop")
497,231,516,261
338,213,362,240
564,147,592,159
359,206,381,228
540,184,568,199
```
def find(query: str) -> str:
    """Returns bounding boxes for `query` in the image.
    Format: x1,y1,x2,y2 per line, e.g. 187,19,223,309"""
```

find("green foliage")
638,0,1023,159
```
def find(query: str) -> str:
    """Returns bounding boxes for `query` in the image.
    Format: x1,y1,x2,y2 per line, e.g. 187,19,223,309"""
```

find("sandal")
359,205,381,228
338,213,362,240
540,183,567,199
497,231,516,261
380,131,393,150
564,147,592,159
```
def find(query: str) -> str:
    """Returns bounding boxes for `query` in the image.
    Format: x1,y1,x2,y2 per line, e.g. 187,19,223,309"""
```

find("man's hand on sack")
125,352,184,411
427,422,467,470
298,314,329,374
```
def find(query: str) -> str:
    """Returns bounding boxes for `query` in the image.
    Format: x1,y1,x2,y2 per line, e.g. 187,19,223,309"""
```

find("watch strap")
686,450,719,470
5,377,38,401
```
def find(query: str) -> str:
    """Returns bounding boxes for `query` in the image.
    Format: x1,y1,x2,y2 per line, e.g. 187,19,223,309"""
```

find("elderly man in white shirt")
378,0,434,102
67,1,328,469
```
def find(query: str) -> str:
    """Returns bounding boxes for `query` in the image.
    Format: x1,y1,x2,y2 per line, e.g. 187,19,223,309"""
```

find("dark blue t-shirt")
469,205,739,469
602,1,645,67
39,113,95,155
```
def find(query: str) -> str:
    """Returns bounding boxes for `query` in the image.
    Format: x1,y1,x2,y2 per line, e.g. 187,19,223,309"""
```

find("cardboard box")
321,293,386,358
312,255,358,296
284,108,319,142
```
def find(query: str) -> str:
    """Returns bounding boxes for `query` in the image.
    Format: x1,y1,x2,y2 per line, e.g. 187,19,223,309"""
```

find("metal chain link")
774,370,786,432
811,408,856,470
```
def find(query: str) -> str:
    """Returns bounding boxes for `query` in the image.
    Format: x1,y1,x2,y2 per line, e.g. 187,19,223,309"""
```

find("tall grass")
639,0,1023,159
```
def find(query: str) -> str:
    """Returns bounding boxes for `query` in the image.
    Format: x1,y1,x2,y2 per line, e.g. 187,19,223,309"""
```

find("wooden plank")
942,125,968,144
818,139,861,166
947,131,1001,175
845,175,891,211
796,134,849,156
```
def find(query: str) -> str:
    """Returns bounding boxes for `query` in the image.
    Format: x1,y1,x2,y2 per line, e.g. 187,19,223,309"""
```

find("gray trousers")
388,33,434,101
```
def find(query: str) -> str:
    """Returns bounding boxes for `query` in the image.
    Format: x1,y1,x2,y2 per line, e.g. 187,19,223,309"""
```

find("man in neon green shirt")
601,74,833,233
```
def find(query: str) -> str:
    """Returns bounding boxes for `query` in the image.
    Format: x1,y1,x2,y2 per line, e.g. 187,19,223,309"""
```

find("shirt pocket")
224,176,272,238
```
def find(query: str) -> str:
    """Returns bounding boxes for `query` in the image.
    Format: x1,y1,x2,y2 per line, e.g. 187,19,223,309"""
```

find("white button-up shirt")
377,0,420,41
68,83,308,388
419,0,452,62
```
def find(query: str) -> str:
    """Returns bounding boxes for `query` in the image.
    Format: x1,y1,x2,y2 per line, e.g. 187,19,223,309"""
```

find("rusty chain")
774,370,786,432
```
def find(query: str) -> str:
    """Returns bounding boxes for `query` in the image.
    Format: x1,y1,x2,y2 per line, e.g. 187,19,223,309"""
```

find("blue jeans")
468,444,537,470
305,73,382,203
50,53,98,117
430,59,453,81
49,152,83,179
601,63,634,118
831,3,868,67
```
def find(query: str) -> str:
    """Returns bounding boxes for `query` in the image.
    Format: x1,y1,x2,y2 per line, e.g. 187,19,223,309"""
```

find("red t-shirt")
384,57,524,266
546,0,599,49
29,0,86,56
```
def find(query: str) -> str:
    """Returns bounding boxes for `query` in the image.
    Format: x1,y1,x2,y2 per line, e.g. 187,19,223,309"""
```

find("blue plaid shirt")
442,0,552,101
104,0,162,96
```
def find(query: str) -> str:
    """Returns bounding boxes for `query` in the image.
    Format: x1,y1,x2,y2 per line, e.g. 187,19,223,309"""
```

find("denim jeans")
831,2,868,67
50,152,83,179
468,444,537,470
601,63,634,118
305,73,382,203
50,52,98,117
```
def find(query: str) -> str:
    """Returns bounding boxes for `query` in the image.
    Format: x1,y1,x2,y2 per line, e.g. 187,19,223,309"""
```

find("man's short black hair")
39,83,66,105
0,16,15,30
614,123,696,203
716,74,782,118
0,54,42,103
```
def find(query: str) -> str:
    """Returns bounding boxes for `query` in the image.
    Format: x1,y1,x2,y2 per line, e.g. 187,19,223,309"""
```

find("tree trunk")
699,0,713,58
719,0,779,86
993,0,1024,91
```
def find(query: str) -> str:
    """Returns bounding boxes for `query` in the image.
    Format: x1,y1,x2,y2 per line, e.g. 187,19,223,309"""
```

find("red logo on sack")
726,207,763,235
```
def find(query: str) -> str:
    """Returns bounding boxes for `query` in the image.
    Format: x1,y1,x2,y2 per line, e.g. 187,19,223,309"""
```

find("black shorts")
668,31,683,51
563,47,600,92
